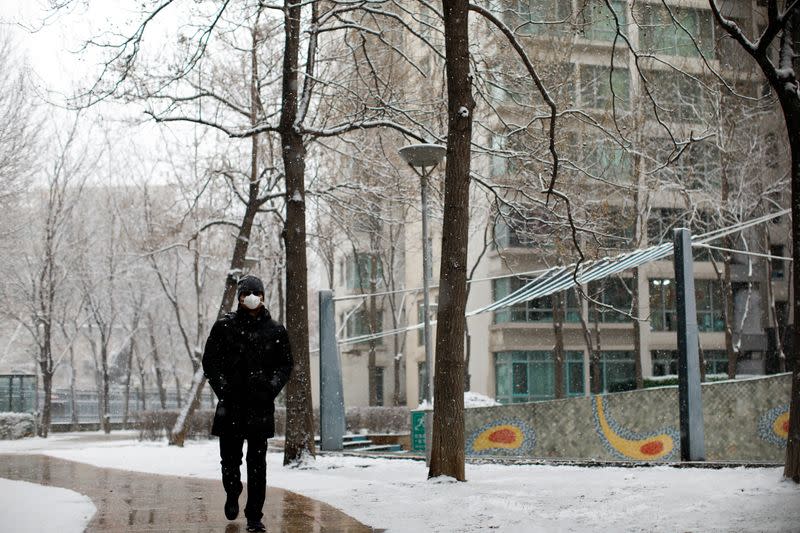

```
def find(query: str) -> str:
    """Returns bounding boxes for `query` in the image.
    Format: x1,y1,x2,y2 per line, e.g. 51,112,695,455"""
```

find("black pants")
219,434,269,521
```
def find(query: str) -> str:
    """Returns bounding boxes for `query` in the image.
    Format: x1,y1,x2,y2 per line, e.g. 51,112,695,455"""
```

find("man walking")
202,275,293,532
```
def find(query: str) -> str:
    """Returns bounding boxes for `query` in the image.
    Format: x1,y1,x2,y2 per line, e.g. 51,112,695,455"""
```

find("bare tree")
3,115,91,437
703,1,800,482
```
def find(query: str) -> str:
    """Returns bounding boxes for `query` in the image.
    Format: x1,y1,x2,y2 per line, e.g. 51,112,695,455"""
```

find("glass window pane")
512,362,529,394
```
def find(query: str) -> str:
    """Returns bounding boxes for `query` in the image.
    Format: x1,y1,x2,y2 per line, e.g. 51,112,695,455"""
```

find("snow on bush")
0,412,35,439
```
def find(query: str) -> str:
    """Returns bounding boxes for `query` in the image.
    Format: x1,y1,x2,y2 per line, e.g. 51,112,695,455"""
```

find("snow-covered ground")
1,432,798,532
0,477,95,533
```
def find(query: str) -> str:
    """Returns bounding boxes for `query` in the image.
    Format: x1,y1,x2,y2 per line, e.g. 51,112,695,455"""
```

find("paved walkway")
0,454,377,532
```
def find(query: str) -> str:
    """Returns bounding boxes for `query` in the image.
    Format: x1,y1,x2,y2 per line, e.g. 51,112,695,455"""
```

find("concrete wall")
463,374,791,462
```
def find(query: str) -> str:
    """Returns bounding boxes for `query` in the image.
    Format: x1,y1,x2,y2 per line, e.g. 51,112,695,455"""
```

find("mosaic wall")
462,374,791,462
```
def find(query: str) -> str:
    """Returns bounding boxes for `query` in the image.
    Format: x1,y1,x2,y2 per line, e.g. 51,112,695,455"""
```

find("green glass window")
345,253,383,290
583,0,627,42
512,0,572,37
581,134,633,182
644,69,710,123
639,4,716,58
493,277,581,324
650,278,724,332
495,351,585,403
589,278,635,323
695,280,725,332
597,351,637,392
345,307,383,343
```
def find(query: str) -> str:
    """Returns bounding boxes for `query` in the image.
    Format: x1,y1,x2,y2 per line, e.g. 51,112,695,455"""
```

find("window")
593,351,637,392
672,141,722,189
495,351,584,403
695,279,725,332
374,367,385,406
651,349,678,376
649,278,677,331
582,0,627,42
417,300,438,346
579,64,630,110
418,362,429,404
649,278,724,332
344,253,383,290
581,135,633,182
345,307,384,342
771,245,786,279
638,4,716,58
652,349,729,376
647,208,688,245
703,350,729,376
493,277,581,323
644,70,711,123
591,205,636,249
493,204,558,249
646,208,720,259
512,0,572,37
589,278,635,323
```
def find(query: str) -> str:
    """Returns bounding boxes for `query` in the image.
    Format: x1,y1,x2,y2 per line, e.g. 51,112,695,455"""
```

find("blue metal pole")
673,228,706,461
319,290,345,451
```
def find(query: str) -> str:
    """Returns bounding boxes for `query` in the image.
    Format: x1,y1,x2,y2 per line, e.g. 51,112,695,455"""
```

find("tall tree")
429,0,474,481
706,0,800,482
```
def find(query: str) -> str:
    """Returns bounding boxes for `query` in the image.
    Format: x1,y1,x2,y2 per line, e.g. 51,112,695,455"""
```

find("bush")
136,409,215,441
344,406,410,434
0,412,35,439
273,405,410,436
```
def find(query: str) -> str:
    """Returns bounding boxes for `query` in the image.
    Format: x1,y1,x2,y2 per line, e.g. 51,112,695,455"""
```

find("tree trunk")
592,309,602,394
721,167,737,379
38,371,52,438
553,291,565,399
69,344,79,430
368,258,378,406
281,0,315,464
169,29,269,446
632,269,644,389
149,318,168,409
101,343,110,434
429,0,474,481
781,94,800,482
123,343,134,429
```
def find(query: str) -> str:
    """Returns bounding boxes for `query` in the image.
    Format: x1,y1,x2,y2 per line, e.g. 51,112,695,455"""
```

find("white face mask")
242,294,262,310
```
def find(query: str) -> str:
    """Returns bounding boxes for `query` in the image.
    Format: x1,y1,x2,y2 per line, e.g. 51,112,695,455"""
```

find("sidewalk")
0,454,377,532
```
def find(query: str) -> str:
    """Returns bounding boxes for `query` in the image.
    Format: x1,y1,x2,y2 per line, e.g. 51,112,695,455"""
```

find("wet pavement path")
0,454,376,532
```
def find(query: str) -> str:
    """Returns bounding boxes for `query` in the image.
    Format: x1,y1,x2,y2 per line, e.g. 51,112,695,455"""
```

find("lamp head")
398,143,446,168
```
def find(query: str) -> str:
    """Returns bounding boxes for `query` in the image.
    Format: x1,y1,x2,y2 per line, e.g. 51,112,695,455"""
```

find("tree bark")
429,0,474,481
281,0,315,464
553,291,565,399
781,95,800,482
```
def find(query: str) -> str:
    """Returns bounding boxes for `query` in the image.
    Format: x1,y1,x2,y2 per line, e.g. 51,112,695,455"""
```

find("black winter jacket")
202,307,293,437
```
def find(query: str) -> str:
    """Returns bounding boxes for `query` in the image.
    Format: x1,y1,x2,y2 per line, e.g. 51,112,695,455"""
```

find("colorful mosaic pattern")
468,418,536,456
757,404,790,448
592,396,678,461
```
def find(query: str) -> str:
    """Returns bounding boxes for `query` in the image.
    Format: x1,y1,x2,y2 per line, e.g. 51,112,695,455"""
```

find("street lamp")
398,143,446,458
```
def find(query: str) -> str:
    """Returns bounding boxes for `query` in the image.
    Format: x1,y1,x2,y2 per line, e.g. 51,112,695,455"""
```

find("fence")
0,375,36,414
0,381,216,426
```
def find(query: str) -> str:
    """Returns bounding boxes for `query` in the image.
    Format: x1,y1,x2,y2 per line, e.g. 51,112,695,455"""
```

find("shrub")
136,409,215,441
0,412,35,439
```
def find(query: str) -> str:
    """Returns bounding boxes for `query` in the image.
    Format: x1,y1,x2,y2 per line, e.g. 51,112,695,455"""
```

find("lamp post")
398,143,446,462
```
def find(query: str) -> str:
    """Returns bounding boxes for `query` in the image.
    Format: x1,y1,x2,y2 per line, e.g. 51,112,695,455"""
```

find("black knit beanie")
237,275,265,295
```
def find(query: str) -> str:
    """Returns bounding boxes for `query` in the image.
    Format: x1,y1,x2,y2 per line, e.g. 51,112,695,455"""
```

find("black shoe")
224,490,240,520
246,520,266,532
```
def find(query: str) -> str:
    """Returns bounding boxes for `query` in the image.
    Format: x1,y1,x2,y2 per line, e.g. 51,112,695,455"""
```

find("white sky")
1,432,798,533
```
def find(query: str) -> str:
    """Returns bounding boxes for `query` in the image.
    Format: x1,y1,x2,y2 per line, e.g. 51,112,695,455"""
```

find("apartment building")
324,0,791,408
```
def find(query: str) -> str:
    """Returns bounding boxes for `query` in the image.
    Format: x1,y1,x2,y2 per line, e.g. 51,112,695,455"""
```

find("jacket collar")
235,306,271,323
